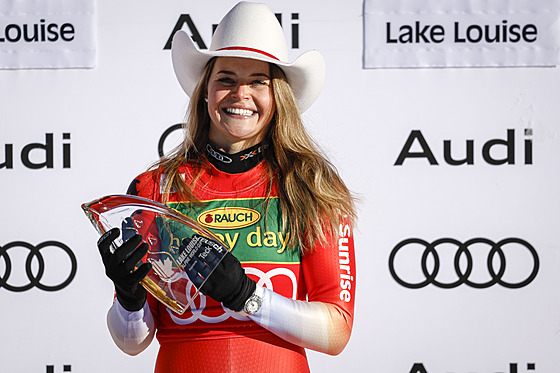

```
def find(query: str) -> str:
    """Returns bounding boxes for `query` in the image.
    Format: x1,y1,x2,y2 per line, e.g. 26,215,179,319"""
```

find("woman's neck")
205,142,266,174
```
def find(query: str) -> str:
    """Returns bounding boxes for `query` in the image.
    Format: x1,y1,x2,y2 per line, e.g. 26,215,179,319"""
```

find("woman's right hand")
97,228,152,311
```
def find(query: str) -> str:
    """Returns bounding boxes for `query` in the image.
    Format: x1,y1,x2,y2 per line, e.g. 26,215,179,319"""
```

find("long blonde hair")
154,58,356,254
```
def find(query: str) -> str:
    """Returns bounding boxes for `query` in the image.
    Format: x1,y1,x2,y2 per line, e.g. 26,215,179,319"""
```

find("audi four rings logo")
0,241,77,292
168,267,297,325
389,238,539,289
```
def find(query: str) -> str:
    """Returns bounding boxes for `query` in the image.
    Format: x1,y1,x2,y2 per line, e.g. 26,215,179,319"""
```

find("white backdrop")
1,1,559,372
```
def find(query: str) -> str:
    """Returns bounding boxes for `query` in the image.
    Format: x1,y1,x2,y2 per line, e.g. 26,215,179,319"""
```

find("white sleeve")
106,299,156,356
244,286,352,355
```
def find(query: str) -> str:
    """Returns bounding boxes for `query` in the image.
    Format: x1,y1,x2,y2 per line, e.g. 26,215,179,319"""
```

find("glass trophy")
81,194,230,315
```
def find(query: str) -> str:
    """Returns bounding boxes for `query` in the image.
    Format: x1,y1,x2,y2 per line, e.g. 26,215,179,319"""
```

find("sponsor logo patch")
197,207,261,230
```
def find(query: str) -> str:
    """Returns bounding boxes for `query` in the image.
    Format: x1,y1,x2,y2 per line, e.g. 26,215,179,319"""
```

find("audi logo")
388,238,539,289
0,241,77,292
168,267,297,325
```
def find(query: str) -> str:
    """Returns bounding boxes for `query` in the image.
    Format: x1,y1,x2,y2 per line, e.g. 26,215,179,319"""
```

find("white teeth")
225,108,254,116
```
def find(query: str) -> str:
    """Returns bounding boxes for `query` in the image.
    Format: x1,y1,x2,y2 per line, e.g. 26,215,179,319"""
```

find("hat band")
216,46,279,61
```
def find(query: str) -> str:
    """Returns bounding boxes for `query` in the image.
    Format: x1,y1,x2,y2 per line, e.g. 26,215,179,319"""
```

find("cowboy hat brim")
171,30,326,113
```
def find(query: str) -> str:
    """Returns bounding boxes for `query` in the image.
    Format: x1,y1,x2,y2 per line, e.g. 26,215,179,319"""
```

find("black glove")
97,227,152,311
177,235,255,312
201,251,256,312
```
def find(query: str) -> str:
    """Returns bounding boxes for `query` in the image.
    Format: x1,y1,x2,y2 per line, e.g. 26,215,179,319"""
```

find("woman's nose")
232,83,250,99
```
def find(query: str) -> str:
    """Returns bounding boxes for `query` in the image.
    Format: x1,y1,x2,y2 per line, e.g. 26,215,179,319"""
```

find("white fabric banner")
2,1,560,372
364,0,560,68
0,0,96,69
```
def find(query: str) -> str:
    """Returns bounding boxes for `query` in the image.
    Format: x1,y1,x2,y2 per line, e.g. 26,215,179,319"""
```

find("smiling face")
206,57,276,154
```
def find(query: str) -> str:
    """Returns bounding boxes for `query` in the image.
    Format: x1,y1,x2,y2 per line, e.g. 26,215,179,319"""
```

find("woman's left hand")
199,251,256,312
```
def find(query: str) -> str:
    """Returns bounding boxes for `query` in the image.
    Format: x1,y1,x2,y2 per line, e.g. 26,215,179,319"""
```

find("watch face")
246,300,259,314
244,295,262,315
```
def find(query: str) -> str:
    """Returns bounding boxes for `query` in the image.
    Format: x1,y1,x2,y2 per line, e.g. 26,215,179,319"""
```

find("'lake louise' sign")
363,0,560,68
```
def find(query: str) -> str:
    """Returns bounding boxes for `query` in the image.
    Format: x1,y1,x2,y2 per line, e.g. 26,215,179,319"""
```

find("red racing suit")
106,159,356,373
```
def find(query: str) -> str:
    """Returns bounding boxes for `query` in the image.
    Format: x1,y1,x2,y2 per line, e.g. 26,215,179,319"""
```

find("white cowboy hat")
171,1,325,113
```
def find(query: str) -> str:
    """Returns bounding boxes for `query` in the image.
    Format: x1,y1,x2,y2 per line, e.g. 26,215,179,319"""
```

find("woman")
97,2,356,372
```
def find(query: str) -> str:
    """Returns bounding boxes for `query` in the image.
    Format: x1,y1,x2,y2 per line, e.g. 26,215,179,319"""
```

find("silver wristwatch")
242,286,263,315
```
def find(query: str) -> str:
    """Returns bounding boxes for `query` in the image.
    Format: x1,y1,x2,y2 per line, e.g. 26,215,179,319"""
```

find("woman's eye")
218,77,235,84
252,80,269,86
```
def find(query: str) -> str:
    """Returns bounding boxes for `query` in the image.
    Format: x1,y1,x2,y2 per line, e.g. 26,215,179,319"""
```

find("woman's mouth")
224,107,255,116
